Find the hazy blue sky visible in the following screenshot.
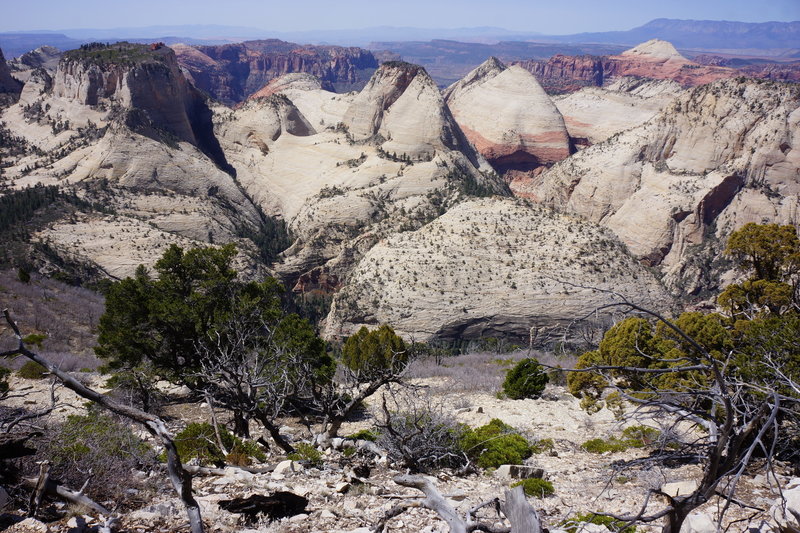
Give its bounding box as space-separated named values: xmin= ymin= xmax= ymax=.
xmin=3 ymin=0 xmax=798 ymax=33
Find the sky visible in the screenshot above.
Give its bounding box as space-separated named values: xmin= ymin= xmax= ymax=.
xmin=2 ymin=0 xmax=799 ymax=34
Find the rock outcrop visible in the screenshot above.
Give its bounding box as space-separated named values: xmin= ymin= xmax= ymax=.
xmin=517 ymin=39 xmax=738 ymax=93
xmin=693 ymin=55 xmax=800 ymax=83
xmin=7 ymin=46 xmax=62 ymax=82
xmin=444 ymin=58 xmax=572 ymax=175
xmin=0 ymin=43 xmax=267 ymax=280
xmin=324 ymin=197 xmax=670 ymax=342
xmin=217 ymin=69 xmax=503 ymax=290
xmin=518 ymin=78 xmax=800 ymax=294
xmin=342 ymin=61 xmax=484 ymax=162
xmin=52 ymin=42 xmax=231 ymax=171
xmin=174 ymin=40 xmax=379 ymax=106
xmin=554 ymin=77 xmax=684 ymax=146
xmin=0 ymin=47 xmax=23 ymax=105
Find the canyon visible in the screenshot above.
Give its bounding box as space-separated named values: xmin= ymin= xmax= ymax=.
xmin=0 ymin=38 xmax=798 ymax=344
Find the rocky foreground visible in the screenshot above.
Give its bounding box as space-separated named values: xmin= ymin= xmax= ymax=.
xmin=2 ymin=371 xmax=798 ymax=533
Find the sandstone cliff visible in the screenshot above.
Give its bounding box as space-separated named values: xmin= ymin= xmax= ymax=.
xmin=324 ymin=197 xmax=671 ymax=342
xmin=217 ymin=70 xmax=504 ymax=290
xmin=0 ymin=47 xmax=23 ymax=105
xmin=444 ymin=58 xmax=572 ymax=177
xmin=517 ymin=39 xmax=738 ymax=93
xmin=554 ymin=77 xmax=683 ymax=146
xmin=173 ymin=40 xmax=378 ymax=106
xmin=0 ymin=43 xmax=267 ymax=280
xmin=342 ymin=61 xmax=486 ymax=163
xmin=8 ymin=46 xmax=62 ymax=82
xmin=518 ymin=78 xmax=800 ymax=295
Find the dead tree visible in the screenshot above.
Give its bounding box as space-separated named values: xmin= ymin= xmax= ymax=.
xmin=561 ymin=295 xmax=800 ymax=533
xmin=374 ymin=475 xmax=541 ymax=533
xmin=1 ymin=309 xmax=205 ymax=533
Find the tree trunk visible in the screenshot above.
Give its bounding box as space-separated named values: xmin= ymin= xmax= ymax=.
xmin=2 ymin=309 xmax=205 ymax=533
xmin=233 ymin=410 xmax=250 ymax=439
xmin=255 ymin=412 xmax=294 ymax=453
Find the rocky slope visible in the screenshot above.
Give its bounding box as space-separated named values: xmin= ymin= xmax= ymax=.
xmin=341 ymin=61 xmax=487 ymax=162
xmin=444 ymin=58 xmax=572 ymax=178
xmin=217 ymin=66 xmax=503 ymax=290
xmin=7 ymin=45 xmax=62 ymax=82
xmin=173 ymin=40 xmax=379 ymax=106
xmin=517 ymin=78 xmax=800 ymax=294
xmin=0 ymin=42 xmax=266 ymax=279
xmin=553 ymin=77 xmax=684 ymax=146
xmin=517 ymin=39 xmax=738 ymax=94
xmin=325 ymin=197 xmax=670 ymax=342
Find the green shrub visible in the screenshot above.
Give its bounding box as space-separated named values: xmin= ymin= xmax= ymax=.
xmin=511 ymin=478 xmax=554 ymax=498
xmin=342 ymin=325 xmax=407 ymax=380
xmin=346 ymin=429 xmax=379 ymax=442
xmin=502 ymin=358 xmax=549 ymax=400
xmin=287 ymin=443 xmax=323 ymax=467
xmin=581 ymin=426 xmax=662 ymax=454
xmin=459 ymin=419 xmax=532 ymax=468
xmin=581 ymin=437 xmax=629 ymax=454
xmin=620 ymin=425 xmax=660 ymax=447
xmin=22 ymin=333 xmax=47 ymax=348
xmin=172 ymin=422 xmax=266 ymax=466
xmin=17 ymin=360 xmax=47 ymax=379
xmin=562 ymin=513 xmax=638 ymax=533
xmin=530 ymin=438 xmax=555 ymax=455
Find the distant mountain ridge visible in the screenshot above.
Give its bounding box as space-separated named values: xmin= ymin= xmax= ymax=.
xmin=547 ymin=19 xmax=800 ymax=51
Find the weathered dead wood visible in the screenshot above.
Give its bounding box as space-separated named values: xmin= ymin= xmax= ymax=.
xmin=22 ymin=476 xmax=111 ymax=516
xmin=27 ymin=461 xmax=50 ymax=518
xmin=375 ymin=474 xmax=531 ymax=533
xmin=184 ymin=464 xmax=275 ymax=476
xmin=501 ymin=486 xmax=542 ymax=533
xmin=2 ymin=308 xmax=204 ymax=533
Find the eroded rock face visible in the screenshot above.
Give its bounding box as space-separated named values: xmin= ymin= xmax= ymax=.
xmin=217 ymin=71 xmax=504 ymax=287
xmin=554 ymin=77 xmax=684 ymax=146
xmin=518 ymin=78 xmax=800 ymax=294
xmin=444 ymin=58 xmax=572 ymax=176
xmin=53 ymin=44 xmax=202 ymax=145
xmin=342 ymin=62 xmax=484 ymax=162
xmin=324 ymin=197 xmax=670 ymax=342
xmin=0 ymin=48 xmax=23 ymax=104
xmin=7 ymin=46 xmax=62 ymax=82
xmin=517 ymin=39 xmax=738 ymax=93
xmin=174 ymin=40 xmax=378 ymax=106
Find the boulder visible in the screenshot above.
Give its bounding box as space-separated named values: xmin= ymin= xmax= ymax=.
xmin=494 ymin=464 xmax=546 ymax=480
xmin=681 ymin=512 xmax=717 ymax=533
xmin=770 ymin=483 xmax=800 ymax=532
xmin=661 ymin=480 xmax=699 ymax=498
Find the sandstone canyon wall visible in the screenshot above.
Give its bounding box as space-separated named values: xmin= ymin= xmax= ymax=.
xmin=173 ymin=40 xmax=379 ymax=106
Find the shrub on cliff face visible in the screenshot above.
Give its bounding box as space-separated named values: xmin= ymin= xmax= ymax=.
xmin=502 ymin=358 xmax=549 ymax=399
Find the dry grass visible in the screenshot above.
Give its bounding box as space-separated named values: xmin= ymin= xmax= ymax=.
xmin=406 ymin=349 xmax=578 ymax=393
xmin=0 ymin=269 xmax=103 ymax=368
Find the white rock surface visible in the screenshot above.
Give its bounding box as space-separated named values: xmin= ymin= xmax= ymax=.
xmin=519 ymin=78 xmax=800 ymax=293
xmin=325 ymin=197 xmax=670 ymax=341
xmin=445 ymin=58 xmax=571 ymax=169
